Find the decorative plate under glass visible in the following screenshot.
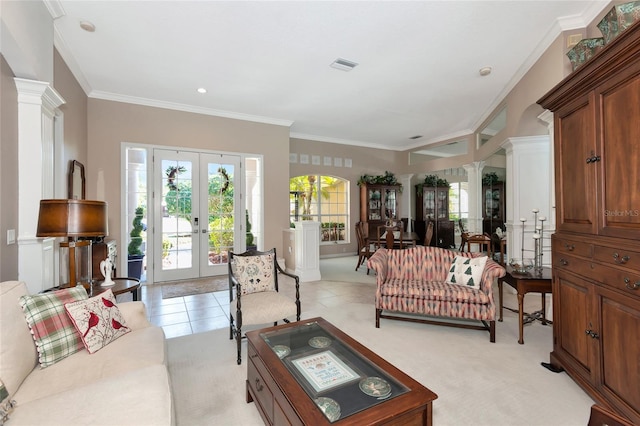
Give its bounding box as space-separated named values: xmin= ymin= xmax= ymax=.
xmin=359 ymin=377 xmax=392 ymax=399
xmin=308 ymin=336 xmax=332 ymax=349
xmin=272 ymin=345 xmax=291 ymax=359
xmin=567 ymin=37 xmax=605 ymax=71
xmin=598 ymin=1 xmax=640 ymax=44
xmin=314 ymin=397 xmax=341 ymax=422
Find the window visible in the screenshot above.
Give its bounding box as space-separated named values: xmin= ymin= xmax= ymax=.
xmin=289 ymin=175 xmax=349 ymax=244
xmin=449 ymin=182 xmax=469 ymax=234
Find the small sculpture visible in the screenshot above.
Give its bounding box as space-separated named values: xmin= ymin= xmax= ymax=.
xmin=100 ymin=258 xmax=115 ymax=286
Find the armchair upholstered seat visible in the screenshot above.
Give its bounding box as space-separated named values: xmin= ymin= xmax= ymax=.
xmin=368 ymin=246 xmax=505 ymax=342
xmin=228 ymin=248 xmax=300 ymax=364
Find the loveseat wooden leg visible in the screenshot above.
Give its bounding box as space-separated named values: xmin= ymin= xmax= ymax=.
xmin=489 ymin=320 xmax=496 ymax=343
xmin=375 ymin=308 xmax=381 ymax=328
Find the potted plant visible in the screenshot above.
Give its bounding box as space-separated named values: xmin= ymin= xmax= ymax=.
xmin=127 ymin=206 xmax=145 ymax=279
xmin=245 ymin=210 xmax=256 ymax=250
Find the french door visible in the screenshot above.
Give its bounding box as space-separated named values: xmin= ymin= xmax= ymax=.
xmin=153 ymin=149 xmax=241 ymax=282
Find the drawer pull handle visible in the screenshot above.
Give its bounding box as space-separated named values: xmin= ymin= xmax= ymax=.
xmin=564 ymin=244 xmax=575 ymax=251
xmin=559 ymin=258 xmax=568 ymax=266
xmin=613 ymin=253 xmax=630 ymax=264
xmin=585 ymin=329 xmax=600 ymax=339
xmin=624 ymin=278 xmax=640 ymax=290
xmin=255 ymin=378 xmax=264 ymax=392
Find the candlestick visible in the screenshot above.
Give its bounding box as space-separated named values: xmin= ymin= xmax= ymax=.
xmin=532 ymin=208 xmax=539 ymax=213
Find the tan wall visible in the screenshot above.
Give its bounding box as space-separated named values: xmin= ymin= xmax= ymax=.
xmin=54 ymin=49 xmax=88 ymax=169
xmin=0 ymin=55 xmax=19 ymax=280
xmin=86 ymin=99 xmax=291 ymax=262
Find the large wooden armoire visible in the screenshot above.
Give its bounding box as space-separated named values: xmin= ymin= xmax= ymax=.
xmin=538 ymin=22 xmax=640 ymax=424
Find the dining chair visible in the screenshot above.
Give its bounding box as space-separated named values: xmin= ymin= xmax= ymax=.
xmin=355 ymin=221 xmax=373 ymax=274
xmin=228 ymin=248 xmax=300 ymax=364
xmin=424 ymin=221 xmax=434 ymax=246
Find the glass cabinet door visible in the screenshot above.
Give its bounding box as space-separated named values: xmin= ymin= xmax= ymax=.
xmin=424 ymin=189 xmax=435 ymax=218
xmin=368 ymin=189 xmax=382 ymax=220
xmin=437 ymin=189 xmax=448 ymax=219
xmin=384 ymin=189 xmax=397 ymax=220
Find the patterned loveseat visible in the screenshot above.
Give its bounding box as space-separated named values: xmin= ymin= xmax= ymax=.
xmin=368 ymin=246 xmax=506 ymax=342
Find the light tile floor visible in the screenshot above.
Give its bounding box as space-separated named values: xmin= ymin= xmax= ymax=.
xmin=127 ymin=255 xmax=375 ymax=339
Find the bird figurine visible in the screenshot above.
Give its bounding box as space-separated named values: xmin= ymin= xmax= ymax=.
xmin=100 ymin=258 xmax=115 ymax=286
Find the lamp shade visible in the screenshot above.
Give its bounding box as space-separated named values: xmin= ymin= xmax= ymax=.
xmin=36 ymin=199 xmax=108 ymax=238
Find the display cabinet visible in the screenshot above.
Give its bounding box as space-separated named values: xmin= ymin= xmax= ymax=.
xmin=359 ymin=184 xmax=401 ymax=238
xmin=482 ymin=181 xmax=505 ymax=236
xmin=538 ymin=20 xmax=640 ymax=424
xmin=415 ymin=185 xmax=454 ymax=248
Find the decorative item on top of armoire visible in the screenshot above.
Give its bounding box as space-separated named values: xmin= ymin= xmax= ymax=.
xmin=537 ymin=19 xmax=640 ymax=424
xmin=597 ymin=1 xmax=640 ymax=44
xmin=127 ymin=206 xmax=145 ymax=280
xmin=415 ymin=175 xmax=454 ymax=248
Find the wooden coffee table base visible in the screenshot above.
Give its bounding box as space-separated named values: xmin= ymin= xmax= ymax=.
xmin=246 ymin=318 xmax=437 ymax=425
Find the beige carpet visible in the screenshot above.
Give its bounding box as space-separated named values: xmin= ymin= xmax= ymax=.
xmin=167 ymin=276 xmax=595 ymax=425
xmin=161 ymin=276 xmax=228 ymax=299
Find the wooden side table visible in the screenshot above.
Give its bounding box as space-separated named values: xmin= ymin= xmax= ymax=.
xmin=499 ymin=266 xmax=552 ymax=344
xmin=92 ymin=278 xmax=141 ymax=301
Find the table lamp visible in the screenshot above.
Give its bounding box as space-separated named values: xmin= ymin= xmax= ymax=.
xmin=36 ymin=199 xmax=108 ymax=288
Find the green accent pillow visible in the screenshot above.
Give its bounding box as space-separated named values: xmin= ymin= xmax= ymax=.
xmin=19 ymin=286 xmax=88 ymax=367
xmin=445 ymin=256 xmax=488 ymax=289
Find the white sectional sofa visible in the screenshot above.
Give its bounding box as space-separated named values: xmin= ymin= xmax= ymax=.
xmin=0 ymin=281 xmax=173 ymax=425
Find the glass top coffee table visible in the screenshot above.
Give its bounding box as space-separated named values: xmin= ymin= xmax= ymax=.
xmin=246 ymin=317 xmax=437 ymax=425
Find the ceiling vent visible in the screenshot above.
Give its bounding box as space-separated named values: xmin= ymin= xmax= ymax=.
xmin=330 ymin=58 xmax=358 ymax=71
xmin=409 ymin=135 xmax=423 ymax=140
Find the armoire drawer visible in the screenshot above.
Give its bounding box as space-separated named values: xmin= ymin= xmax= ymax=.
xmin=593 ymin=245 xmax=640 ymax=271
xmin=592 ymin=262 xmax=640 ymax=296
xmin=553 ymin=253 xmax=594 ymax=277
xmin=552 ymin=238 xmax=593 ymax=258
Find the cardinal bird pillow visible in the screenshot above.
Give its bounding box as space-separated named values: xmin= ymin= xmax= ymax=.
xmin=65 ymin=289 xmax=131 ymax=354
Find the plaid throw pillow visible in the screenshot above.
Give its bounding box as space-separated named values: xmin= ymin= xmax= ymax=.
xmin=445 ymin=256 xmax=488 ymax=289
xmin=65 ymin=289 xmax=130 ymax=354
xmin=19 ymin=286 xmax=88 ymax=367
xmin=234 ymin=253 xmax=276 ymax=295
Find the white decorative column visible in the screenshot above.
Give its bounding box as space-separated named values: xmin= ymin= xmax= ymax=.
xmin=538 ymin=110 xmax=556 ymax=318
xmin=294 ymin=221 xmax=321 ymax=282
xmin=15 ymin=78 xmax=65 ymax=294
xmin=502 ymin=135 xmax=552 ymax=266
xmin=463 ymin=161 xmax=485 ymax=233
xmin=398 ymin=174 xmax=414 ymax=230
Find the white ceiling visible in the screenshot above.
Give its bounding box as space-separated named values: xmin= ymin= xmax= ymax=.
xmin=50 ymin=1 xmax=608 ymax=151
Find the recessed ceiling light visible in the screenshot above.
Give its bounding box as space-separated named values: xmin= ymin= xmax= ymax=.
xmin=197 ymin=88 xmax=207 ymax=94
xmin=330 ymin=58 xmax=358 ymax=71
xmin=79 ymin=21 xmax=95 ymax=32
xmin=479 ymin=66 xmax=492 ymax=76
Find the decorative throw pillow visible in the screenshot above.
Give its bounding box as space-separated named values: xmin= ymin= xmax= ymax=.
xmin=19 ymin=286 xmax=88 ymax=368
xmin=233 ymin=253 xmax=276 ymax=295
xmin=65 ymin=289 xmax=130 ymax=354
xmin=445 ymin=256 xmax=488 ymax=289
xmin=0 ymin=378 xmax=16 ymax=422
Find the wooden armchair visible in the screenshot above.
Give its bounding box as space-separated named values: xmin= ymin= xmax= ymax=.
xmin=228 ymin=248 xmax=300 ymax=364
